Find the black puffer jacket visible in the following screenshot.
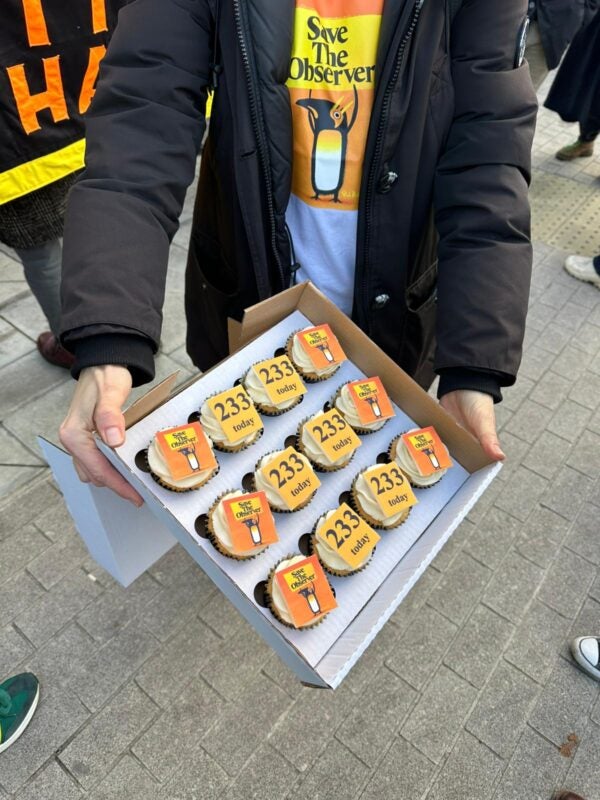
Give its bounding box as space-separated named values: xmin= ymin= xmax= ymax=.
xmin=61 ymin=0 xmax=537 ymax=399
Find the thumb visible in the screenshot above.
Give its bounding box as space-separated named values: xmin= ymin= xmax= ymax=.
xmin=94 ymin=373 xmax=132 ymax=448
xmin=473 ymin=402 xmax=505 ymax=462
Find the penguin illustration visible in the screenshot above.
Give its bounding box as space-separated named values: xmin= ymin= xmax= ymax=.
xmin=296 ymin=86 xmax=359 ymax=203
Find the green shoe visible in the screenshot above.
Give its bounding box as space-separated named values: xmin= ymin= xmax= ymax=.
xmin=555 ymin=138 xmax=595 ymax=161
xmin=0 ymin=673 xmax=40 ymax=754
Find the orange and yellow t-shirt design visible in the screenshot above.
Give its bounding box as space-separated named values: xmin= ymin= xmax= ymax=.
xmin=287 ymin=0 xmax=384 ymax=210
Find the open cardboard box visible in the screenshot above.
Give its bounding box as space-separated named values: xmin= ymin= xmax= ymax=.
xmin=40 ymin=282 xmax=501 ymax=688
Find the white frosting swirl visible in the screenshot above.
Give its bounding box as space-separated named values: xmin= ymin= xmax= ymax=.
xmin=314 ymin=510 xmax=371 ymax=572
xmin=254 ymin=450 xmax=313 ymax=511
xmin=291 ymin=330 xmax=339 ymax=377
xmin=335 ymin=384 xmax=387 ymax=431
xmin=211 ymin=491 xmax=268 ymax=557
xmin=391 ymin=429 xmax=449 ymax=487
xmin=270 ymin=555 xmax=316 ymax=627
xmin=355 ymin=466 xmax=409 ymax=526
xmin=243 ymin=368 xmax=298 ymax=410
xmin=199 ymin=399 xmax=260 ymax=447
xmin=147 ymin=437 xmax=216 ymax=489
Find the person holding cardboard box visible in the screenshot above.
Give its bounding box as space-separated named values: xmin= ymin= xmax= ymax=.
xmin=58 ymin=0 xmax=537 ymax=504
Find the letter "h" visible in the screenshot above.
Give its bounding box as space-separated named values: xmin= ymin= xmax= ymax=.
xmin=7 ymin=57 xmax=69 ymax=134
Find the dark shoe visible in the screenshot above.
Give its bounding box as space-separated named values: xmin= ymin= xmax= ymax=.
xmin=555 ymin=139 xmax=594 ymax=161
xmin=552 ymin=792 xmax=588 ymax=800
xmin=0 ymin=673 xmax=40 ymax=753
xmin=36 ymin=332 xmax=75 ymax=369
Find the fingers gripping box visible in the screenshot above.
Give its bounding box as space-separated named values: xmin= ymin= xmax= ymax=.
xmin=41 ymin=282 xmax=501 ymax=688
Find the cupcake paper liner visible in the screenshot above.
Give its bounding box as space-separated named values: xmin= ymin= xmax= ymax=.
xmin=264 ymin=555 xmax=326 ymax=630
xmin=205 ymin=489 xmax=260 ymax=561
xmin=285 ymin=331 xmax=340 ymax=383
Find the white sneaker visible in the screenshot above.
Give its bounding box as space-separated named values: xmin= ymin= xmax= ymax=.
xmin=564 ymin=255 xmax=600 ymax=288
xmin=571 ymin=636 xmax=600 ymax=681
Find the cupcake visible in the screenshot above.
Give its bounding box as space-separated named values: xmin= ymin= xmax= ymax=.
xmin=266 ymin=554 xmax=337 ymax=629
xmin=207 ymin=489 xmax=279 ymax=559
xmin=333 ymin=377 xmax=395 ymax=434
xmin=199 ymin=386 xmax=263 ymax=452
xmin=253 ymin=446 xmax=321 ymax=512
xmin=242 ymin=355 xmax=306 ymax=415
xmin=285 ymin=324 xmax=346 ymax=382
xmin=147 ymin=422 xmax=218 ymax=492
xmin=389 ymin=426 xmax=452 ymax=488
xmin=351 ymin=463 xmax=417 ymax=529
xmin=296 ymin=408 xmax=361 ymax=472
xmin=311 ymin=504 xmax=379 ymax=576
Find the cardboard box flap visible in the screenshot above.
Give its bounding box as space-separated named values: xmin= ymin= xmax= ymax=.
xmin=124 ymin=372 xmax=179 ymax=429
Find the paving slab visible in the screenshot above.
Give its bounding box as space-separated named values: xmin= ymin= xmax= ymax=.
xmin=426 ymin=731 xmax=503 ymax=800
xmin=14 ymin=759 xmax=83 ymax=800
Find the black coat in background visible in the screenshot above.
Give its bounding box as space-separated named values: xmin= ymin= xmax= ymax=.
xmin=545 ymin=9 xmax=600 ymax=129
xmin=536 ymin=0 xmax=598 ymax=68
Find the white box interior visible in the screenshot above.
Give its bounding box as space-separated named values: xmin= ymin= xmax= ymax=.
xmin=108 ymin=310 xmax=475 ymax=669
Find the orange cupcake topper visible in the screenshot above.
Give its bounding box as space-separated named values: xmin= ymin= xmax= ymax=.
xmin=223 ymin=492 xmax=279 ymax=551
xmin=206 ymin=386 xmax=263 ymax=444
xmin=297 ymin=324 xmax=347 ymax=370
xmin=155 ymin=422 xmax=217 ymax=481
xmin=304 ymin=408 xmax=362 ymax=463
xmin=401 ymin=426 xmax=452 ymax=476
xmin=347 ymin=377 xmax=395 ymax=425
xmin=275 ymin=555 xmax=337 ymax=627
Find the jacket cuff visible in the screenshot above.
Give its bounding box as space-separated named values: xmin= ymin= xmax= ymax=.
xmin=437 ymin=368 xmax=503 ymax=404
xmin=71 ymin=334 xmax=155 ymax=387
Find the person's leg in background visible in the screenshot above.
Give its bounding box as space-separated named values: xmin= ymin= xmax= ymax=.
xmin=13 ymin=238 xmax=74 ymax=369
xmin=556 ymin=118 xmax=598 ymax=160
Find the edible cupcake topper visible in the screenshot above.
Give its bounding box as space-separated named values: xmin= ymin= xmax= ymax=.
xmin=366 ymin=463 xmax=418 ymax=518
xmin=222 ymin=491 xmax=279 ymax=551
xmin=251 ymin=355 xmax=306 ymax=405
xmin=205 ymin=386 xmax=263 ymax=446
xmin=298 ymin=324 xmax=347 ymax=369
xmin=274 ymin=555 xmax=337 ymax=627
xmin=260 ymin=446 xmax=321 ymax=511
xmin=401 ymin=426 xmax=453 ymax=476
xmin=347 ymin=377 xmax=395 ymax=425
xmin=315 ymin=503 xmax=380 ymax=570
xmin=155 ymin=422 xmax=217 ymax=481
xmin=303 ymin=408 xmax=361 ymax=464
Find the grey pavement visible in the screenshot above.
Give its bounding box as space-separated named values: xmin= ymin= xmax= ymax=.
xmin=1 ymin=74 xmax=600 ymax=799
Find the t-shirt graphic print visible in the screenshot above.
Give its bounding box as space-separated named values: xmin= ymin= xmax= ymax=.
xmin=285 ymin=0 xmax=383 ymax=313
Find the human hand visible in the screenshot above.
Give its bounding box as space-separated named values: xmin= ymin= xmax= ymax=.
xmin=59 ymin=365 xmax=144 ymax=506
xmin=439 ymin=389 xmax=505 ymax=462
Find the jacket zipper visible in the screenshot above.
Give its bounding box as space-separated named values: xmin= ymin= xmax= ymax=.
xmin=232 ymin=0 xmax=286 ymax=293
xmin=358 ymin=0 xmax=424 ymax=326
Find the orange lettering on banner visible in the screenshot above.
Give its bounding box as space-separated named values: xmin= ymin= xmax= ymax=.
xmin=90 ymin=0 xmax=108 ymax=33
xmin=79 ymin=45 xmax=106 ymax=113
xmin=21 ymin=0 xmax=51 ymax=46
xmin=7 ymin=56 xmax=69 ymax=135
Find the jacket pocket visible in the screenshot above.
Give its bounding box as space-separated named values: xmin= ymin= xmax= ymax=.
xmin=400 ymin=259 xmax=438 ymax=388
